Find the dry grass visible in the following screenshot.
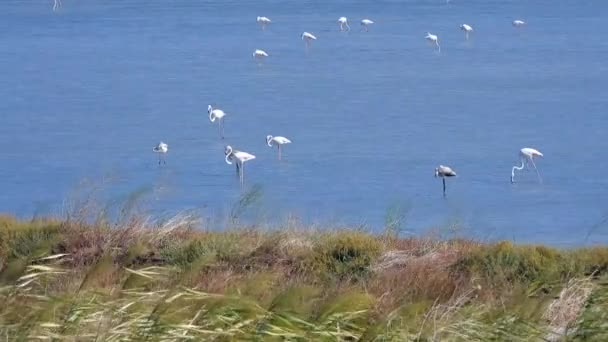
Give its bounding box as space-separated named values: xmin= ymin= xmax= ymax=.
xmin=0 ymin=213 xmax=607 ymax=340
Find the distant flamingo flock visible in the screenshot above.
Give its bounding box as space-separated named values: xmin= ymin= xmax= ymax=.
xmin=51 ymin=3 xmax=539 ymax=194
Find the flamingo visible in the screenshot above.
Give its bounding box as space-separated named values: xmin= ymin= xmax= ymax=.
xmin=511 ymin=148 xmax=543 ymax=183
xmin=360 ymin=19 xmax=374 ymax=32
xmin=252 ymin=49 xmax=269 ymax=63
xmin=257 ymin=16 xmax=271 ymax=30
xmin=208 ymin=105 xmax=227 ymax=139
xmin=302 ymin=32 xmax=317 ymax=49
xmin=338 ymin=17 xmax=350 ymax=31
xmin=512 ymin=20 xmax=526 ymax=27
xmin=225 ymin=145 xmax=256 ymax=186
xmin=460 ymin=24 xmax=473 ymax=40
xmin=425 ymin=32 xmax=441 ymax=52
xmin=266 ymin=135 xmax=291 ymax=160
xmin=435 ymin=165 xmax=456 ymax=196
xmin=52 ymin=0 xmax=61 ymax=12
xmin=152 ymin=142 xmax=168 ymax=165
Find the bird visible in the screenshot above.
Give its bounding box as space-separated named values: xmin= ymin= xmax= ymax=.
xmin=512 ymin=20 xmax=526 ymax=27
xmin=152 ymin=142 xmax=168 ymax=165
xmin=435 ymin=165 xmax=457 ymax=196
xmin=266 ymin=135 xmax=292 ymax=160
xmin=360 ymin=19 xmax=374 ymax=32
xmin=52 ymin=0 xmax=61 ymax=12
xmin=225 ymin=145 xmax=256 ymax=186
xmin=208 ymin=105 xmax=227 ymax=139
xmin=425 ymin=32 xmax=441 ymax=52
xmin=338 ymin=17 xmax=350 ymax=32
xmin=252 ymin=49 xmax=269 ymax=63
xmin=257 ymin=16 xmax=271 ymax=30
xmin=460 ymin=24 xmax=473 ymax=40
xmin=302 ymin=32 xmax=317 ymax=49
xmin=511 ymin=148 xmax=543 ymax=183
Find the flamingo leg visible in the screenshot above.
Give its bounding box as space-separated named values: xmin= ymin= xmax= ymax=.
xmin=240 ymin=163 xmax=245 ymax=186
xmin=158 ymin=153 xmax=161 ymax=165
xmin=530 ymin=158 xmax=543 ymax=183
xmin=442 ymin=178 xmax=446 ymax=197
xmin=278 ymin=145 xmax=282 ymax=160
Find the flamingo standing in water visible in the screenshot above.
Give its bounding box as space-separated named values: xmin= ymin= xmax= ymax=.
xmin=435 ymin=165 xmax=457 ymax=196
xmin=153 ymin=142 xmax=168 ymax=165
xmin=257 ymin=16 xmax=271 ymax=30
xmin=253 ymin=49 xmax=269 ymax=64
xmin=511 ymin=148 xmax=543 ymax=183
xmin=512 ymin=20 xmax=526 ymax=27
xmin=302 ymin=32 xmax=317 ymax=49
xmin=360 ymin=19 xmax=374 ymax=32
xmin=208 ymin=105 xmax=227 ymax=139
xmin=338 ymin=17 xmax=350 ymax=31
xmin=425 ymin=32 xmax=441 ymax=52
xmin=266 ymin=135 xmax=291 ymax=160
xmin=225 ymin=145 xmax=256 ymax=186
xmin=460 ymin=24 xmax=473 ymax=40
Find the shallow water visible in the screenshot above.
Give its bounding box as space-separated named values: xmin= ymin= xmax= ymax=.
xmin=1 ymin=0 xmax=607 ymax=245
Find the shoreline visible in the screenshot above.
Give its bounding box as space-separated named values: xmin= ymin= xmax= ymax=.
xmin=1 ymin=214 xmax=607 ymax=340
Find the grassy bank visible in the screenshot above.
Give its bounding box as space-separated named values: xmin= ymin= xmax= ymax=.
xmin=0 ymin=214 xmax=607 ymax=341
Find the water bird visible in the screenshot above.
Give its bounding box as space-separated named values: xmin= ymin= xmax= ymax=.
xmin=435 ymin=165 xmax=456 ymax=196
xmin=266 ymin=135 xmax=292 ymax=160
xmin=511 ymin=148 xmax=543 ymax=183
xmin=338 ymin=17 xmax=350 ymax=31
xmin=152 ymin=142 xmax=168 ymax=165
xmin=257 ymin=16 xmax=271 ymax=30
xmin=52 ymin=0 xmax=61 ymax=12
xmin=360 ymin=19 xmax=374 ymax=32
xmin=208 ymin=105 xmax=227 ymax=139
xmin=425 ymin=32 xmax=441 ymax=52
xmin=512 ymin=20 xmax=526 ymax=27
xmin=460 ymin=24 xmax=473 ymax=40
xmin=302 ymin=32 xmax=317 ymax=48
xmin=253 ymin=49 xmax=269 ymax=63
xmin=225 ymin=145 xmax=256 ymax=186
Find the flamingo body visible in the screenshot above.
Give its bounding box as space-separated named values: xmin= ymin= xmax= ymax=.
xmin=460 ymin=24 xmax=473 ymax=40
xmin=435 ymin=165 xmax=456 ymax=196
xmin=425 ymin=32 xmax=441 ymax=52
xmin=253 ymin=49 xmax=269 ymax=59
xmin=266 ymin=135 xmax=292 ymax=160
xmin=153 ymin=142 xmax=168 ymax=165
xmin=208 ymin=105 xmax=227 ymax=138
xmin=511 ymin=147 xmax=543 ymax=183
xmin=512 ymin=20 xmax=526 ymax=27
xmin=360 ymin=19 xmax=374 ymax=31
xmin=225 ymin=145 xmax=256 ymax=185
xmin=257 ymin=16 xmax=271 ymax=30
xmin=338 ymin=17 xmax=350 ymax=31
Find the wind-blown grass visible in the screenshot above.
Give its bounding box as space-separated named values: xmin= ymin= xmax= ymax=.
xmin=0 ymin=213 xmax=607 ymax=341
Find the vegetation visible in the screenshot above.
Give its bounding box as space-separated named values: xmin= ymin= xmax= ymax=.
xmin=0 ymin=212 xmax=607 ymax=341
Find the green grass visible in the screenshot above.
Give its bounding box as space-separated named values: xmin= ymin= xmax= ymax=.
xmin=0 ymin=214 xmax=607 ymax=341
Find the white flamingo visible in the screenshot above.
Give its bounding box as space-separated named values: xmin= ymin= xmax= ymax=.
xmin=266 ymin=135 xmax=292 ymax=160
xmin=360 ymin=19 xmax=374 ymax=32
xmin=52 ymin=0 xmax=61 ymax=12
xmin=425 ymin=32 xmax=441 ymax=52
xmin=252 ymin=49 xmax=269 ymax=63
xmin=511 ymin=148 xmax=543 ymax=183
xmin=208 ymin=105 xmax=227 ymax=139
xmin=338 ymin=17 xmax=350 ymax=31
xmin=435 ymin=165 xmax=456 ymax=196
xmin=460 ymin=24 xmax=473 ymax=40
xmin=152 ymin=142 xmax=168 ymax=165
xmin=257 ymin=16 xmax=271 ymax=30
xmin=512 ymin=20 xmax=526 ymax=27
xmin=302 ymin=32 xmax=317 ymax=49
xmin=225 ymin=145 xmax=256 ymax=186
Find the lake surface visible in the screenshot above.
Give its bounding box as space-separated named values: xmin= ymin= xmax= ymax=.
xmin=1 ymin=0 xmax=607 ymax=245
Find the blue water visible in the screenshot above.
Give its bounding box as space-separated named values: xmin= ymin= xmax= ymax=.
xmin=1 ymin=0 xmax=607 ymax=245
